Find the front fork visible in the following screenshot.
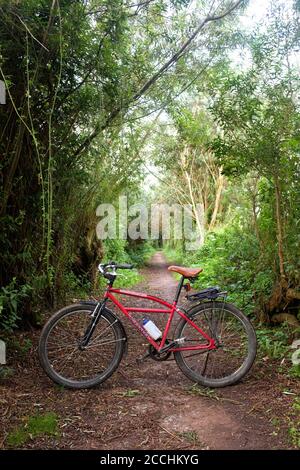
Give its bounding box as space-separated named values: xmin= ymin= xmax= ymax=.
xmin=79 ymin=298 xmax=107 ymax=349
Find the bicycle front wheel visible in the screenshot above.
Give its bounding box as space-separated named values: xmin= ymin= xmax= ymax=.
xmin=173 ymin=302 xmax=256 ymax=388
xmin=38 ymin=304 xmax=126 ymax=389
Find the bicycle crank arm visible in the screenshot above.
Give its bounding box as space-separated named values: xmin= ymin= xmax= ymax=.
xmin=158 ymin=337 xmax=185 ymax=354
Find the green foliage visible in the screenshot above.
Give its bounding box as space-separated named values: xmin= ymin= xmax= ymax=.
xmin=96 ymin=238 xmax=148 ymax=290
xmin=188 ymin=3 xmax=300 ymax=330
xmin=7 ymin=336 xmax=33 ymax=358
xmin=187 ymin=384 xmax=217 ymax=399
xmin=0 ymin=0 xmax=258 ymax=329
xmin=108 ymin=269 xmax=142 ymax=289
xmin=165 ymin=223 xmax=274 ymax=316
xmin=6 ymin=412 xmax=59 ymax=448
xmin=0 ymin=0 xmax=299 ymax=341
xmin=0 ymin=366 xmax=14 ymax=379
xmin=287 ymin=397 xmax=300 ymax=449
xmin=98 ymin=266 xmax=142 ymax=290
xmin=163 ymin=245 xmax=185 ymax=265
xmin=289 ymin=423 xmax=300 ymax=449
xmin=256 ymin=327 xmax=289 ymax=360
xmin=2 ymin=0 xmax=217 ymax=325
xmin=102 ymin=239 xmax=131 ymax=264
xmin=122 ymin=389 xmax=140 ymax=398
xmin=180 ymin=430 xmax=199 ymax=445
xmin=60 ymin=272 xmax=91 ymax=301
xmin=289 ymin=364 xmax=300 ymax=379
xmin=293 ymin=398 xmax=300 ymax=412
xmin=162 ymin=3 xmax=300 ymax=328
xmin=0 ymin=279 xmax=32 ymax=331
xmin=126 ymin=242 xmax=156 ymax=267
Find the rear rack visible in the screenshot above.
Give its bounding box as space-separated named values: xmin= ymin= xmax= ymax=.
xmin=186 ymin=286 xmax=227 ymax=301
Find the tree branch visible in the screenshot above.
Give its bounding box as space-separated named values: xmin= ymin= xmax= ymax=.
xmin=127 ymin=59 xmax=212 ymax=123
xmin=11 ymin=12 xmax=49 ymax=51
xmin=60 ymin=31 xmax=109 ymax=103
xmin=72 ymin=0 xmax=245 ymax=160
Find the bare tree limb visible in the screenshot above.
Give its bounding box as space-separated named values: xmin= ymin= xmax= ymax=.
xmin=10 ymin=12 xmax=49 ymax=51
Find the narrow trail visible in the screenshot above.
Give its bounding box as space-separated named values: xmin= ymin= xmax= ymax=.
xmin=0 ymin=252 xmax=293 ymax=450
xmin=146 ymin=251 xmax=178 ymax=299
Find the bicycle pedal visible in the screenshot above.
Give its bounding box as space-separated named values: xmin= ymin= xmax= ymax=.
xmin=136 ymin=352 xmax=151 ymax=364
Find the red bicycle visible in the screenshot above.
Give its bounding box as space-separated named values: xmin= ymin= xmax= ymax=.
xmin=39 ymin=262 xmax=257 ymax=389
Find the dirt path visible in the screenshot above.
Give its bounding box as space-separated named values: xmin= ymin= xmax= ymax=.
xmin=0 ymin=252 xmax=297 ymax=450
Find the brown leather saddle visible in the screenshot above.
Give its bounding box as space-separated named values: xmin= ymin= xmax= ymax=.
xmin=168 ymin=265 xmax=203 ymax=278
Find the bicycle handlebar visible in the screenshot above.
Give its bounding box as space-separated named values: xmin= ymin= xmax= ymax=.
xmin=115 ymin=263 xmax=134 ymax=270
xmin=98 ymin=262 xmax=134 ymax=276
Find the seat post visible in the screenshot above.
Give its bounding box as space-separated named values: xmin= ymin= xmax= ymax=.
xmin=174 ymin=276 xmax=185 ymax=304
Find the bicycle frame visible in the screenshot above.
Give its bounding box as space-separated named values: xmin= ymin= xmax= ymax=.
xmin=104 ymin=287 xmax=216 ymax=353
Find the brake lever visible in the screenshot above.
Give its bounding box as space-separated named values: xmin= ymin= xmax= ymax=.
xmin=98 ymin=264 xmax=104 ymax=274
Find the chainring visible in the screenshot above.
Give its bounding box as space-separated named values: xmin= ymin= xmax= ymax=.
xmin=148 ymin=341 xmax=172 ymax=361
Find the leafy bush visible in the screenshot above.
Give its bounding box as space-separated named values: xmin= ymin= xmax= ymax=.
xmin=256 ymin=327 xmax=289 ymax=359
xmin=126 ymin=241 xmax=156 ymax=266
xmin=0 ymin=279 xmax=32 ymax=331
xmin=96 ymin=239 xmax=154 ymax=290
xmin=163 ymin=245 xmax=185 ymax=265
xmin=164 ymin=224 xmax=275 ymax=318
xmin=102 ymin=239 xmax=155 ymax=266
xmin=102 ymin=239 xmax=130 ymax=264
xmin=7 ymin=337 xmax=33 ymax=358
xmin=289 ymin=364 xmax=300 ymax=379
xmin=289 ymin=424 xmax=300 ymax=449
xmin=60 ymin=271 xmax=91 ymax=301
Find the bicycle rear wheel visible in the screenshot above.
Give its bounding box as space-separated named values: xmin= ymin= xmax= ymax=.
xmin=173 ymin=301 xmax=256 ymax=388
xmin=38 ymin=304 xmax=126 ymax=389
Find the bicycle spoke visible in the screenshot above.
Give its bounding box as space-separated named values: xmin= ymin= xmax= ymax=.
xmin=41 ymin=308 xmax=124 ymax=385
xmin=179 ymin=350 xmax=210 ymax=359
xmin=201 ymin=352 xmax=210 ymax=376
xmin=55 ymin=347 xmax=79 ymax=375
xmin=176 ymin=305 xmax=252 ymax=383
xmin=47 ymin=343 xmax=77 ymax=353
xmin=85 ymin=337 xmax=125 ymax=349
xmin=87 ymin=319 xmax=118 ymax=345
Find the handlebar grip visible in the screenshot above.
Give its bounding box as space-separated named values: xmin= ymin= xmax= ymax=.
xmin=117 ymin=264 xmax=133 ymax=269
xmin=101 ymin=261 xmax=116 ymax=268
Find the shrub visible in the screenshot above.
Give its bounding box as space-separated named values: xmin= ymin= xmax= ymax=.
xmin=165 ymin=224 xmax=275 ymax=317
xmin=0 ymin=278 xmax=32 ymax=332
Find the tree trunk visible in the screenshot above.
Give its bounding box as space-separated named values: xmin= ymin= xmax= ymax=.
xmin=0 ymin=123 xmax=25 ymax=217
xmin=249 ymin=178 xmax=263 ymax=250
xmin=209 ymin=168 xmax=224 ymax=230
xmin=181 ymin=147 xmax=205 ymax=245
xmin=273 ymin=172 xmax=286 ymax=282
